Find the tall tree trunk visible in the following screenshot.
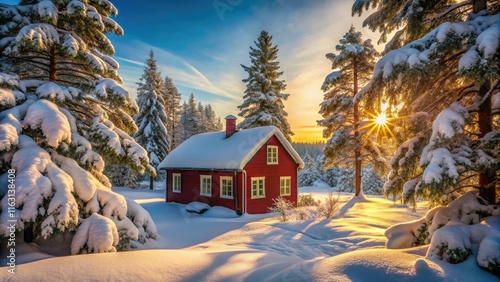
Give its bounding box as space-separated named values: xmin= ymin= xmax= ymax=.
xmin=49 ymin=44 xmax=56 ymax=82
xmin=150 ymin=175 xmax=154 ymax=190
xmin=472 ymin=0 xmax=486 ymax=12
xmin=353 ymin=60 xmax=362 ymax=196
xmin=23 ymin=223 xmax=33 ymax=243
xmin=477 ymin=81 xmax=496 ymax=203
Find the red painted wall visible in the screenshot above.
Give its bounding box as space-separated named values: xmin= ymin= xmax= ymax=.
xmin=165 ymin=170 xmax=243 ymax=214
xmin=243 ymin=136 xmax=299 ymax=214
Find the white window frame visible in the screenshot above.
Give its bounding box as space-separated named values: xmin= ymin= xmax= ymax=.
xmin=200 ymin=175 xmax=212 ymax=197
xmin=220 ymin=176 xmax=233 ymax=199
xmin=172 ymin=173 xmax=182 ymax=193
xmin=251 ymin=177 xmax=266 ymax=199
xmin=267 ymin=146 xmax=278 ymax=164
xmin=280 ymin=176 xmax=291 ymax=196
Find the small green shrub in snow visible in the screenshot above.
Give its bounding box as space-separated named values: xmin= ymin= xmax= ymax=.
xmin=298 ymin=194 xmax=319 ymax=207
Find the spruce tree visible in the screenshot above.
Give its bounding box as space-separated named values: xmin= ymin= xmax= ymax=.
xmin=180 ymin=93 xmax=200 ymax=140
xmin=162 ymin=76 xmax=183 ymax=149
xmin=298 ymin=152 xmax=322 ymax=187
xmin=0 ymin=0 xmax=156 ymax=252
xmin=354 ymin=0 xmax=499 ymax=205
xmin=134 ymin=50 xmax=170 ymax=185
xmin=318 ymin=26 xmax=386 ymax=196
xmin=238 ymin=30 xmax=294 ymax=141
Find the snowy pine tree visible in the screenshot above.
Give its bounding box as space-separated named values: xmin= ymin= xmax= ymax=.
xmin=179 ymin=93 xmax=222 ymax=142
xmin=237 ymin=31 xmax=294 ymax=141
xmin=361 ymin=165 xmax=384 ymax=195
xmin=318 ymin=26 xmax=386 ymax=196
xmin=180 ymin=94 xmax=200 ymax=141
xmin=0 ymin=0 xmax=156 ymax=252
xmin=197 ymin=102 xmax=207 ymax=133
xmin=298 ymin=152 xmax=322 ymax=187
xmin=204 ymin=104 xmax=222 ymax=132
xmin=134 ymin=50 xmax=170 ymax=182
xmin=162 ymin=76 xmax=183 ymax=149
xmin=354 ymin=0 xmax=499 ymax=206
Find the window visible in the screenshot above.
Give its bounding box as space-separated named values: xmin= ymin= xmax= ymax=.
xmin=172 ymin=173 xmax=181 ymax=193
xmin=267 ymin=146 xmax=278 ymax=164
xmin=200 ymin=175 xmax=212 ymax=196
xmin=280 ymin=177 xmax=291 ymax=196
xmin=220 ymin=176 xmax=233 ymax=199
xmin=251 ymin=177 xmax=265 ymax=199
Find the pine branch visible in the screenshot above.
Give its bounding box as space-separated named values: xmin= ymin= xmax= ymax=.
xmin=423 ymin=1 xmax=473 ymax=23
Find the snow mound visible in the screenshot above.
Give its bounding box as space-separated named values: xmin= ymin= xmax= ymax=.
xmin=202 ymin=206 xmax=239 ymax=218
xmin=186 ymin=202 xmax=211 ymax=214
xmin=310 ymin=247 xmax=498 ymax=281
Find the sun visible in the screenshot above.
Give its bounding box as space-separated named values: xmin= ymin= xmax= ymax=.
xmin=375 ymin=113 xmax=387 ymax=126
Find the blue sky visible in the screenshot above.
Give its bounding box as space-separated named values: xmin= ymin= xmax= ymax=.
xmin=6 ymin=0 xmax=384 ymax=141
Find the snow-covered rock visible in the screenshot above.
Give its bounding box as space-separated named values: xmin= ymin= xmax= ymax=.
xmin=186 ymin=202 xmax=211 ymax=214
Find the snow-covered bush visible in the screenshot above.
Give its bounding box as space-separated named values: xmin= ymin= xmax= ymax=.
xmin=317 ymin=192 xmax=340 ymax=219
xmin=0 ymin=0 xmax=157 ymax=253
xmin=268 ymin=197 xmax=294 ymax=222
xmin=298 ymin=194 xmax=319 ymax=207
xmin=71 ymin=213 xmax=119 ymax=255
xmin=385 ymin=192 xmax=499 ymax=274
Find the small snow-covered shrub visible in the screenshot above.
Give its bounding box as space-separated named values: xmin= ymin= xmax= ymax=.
xmin=294 ymin=207 xmax=311 ymax=220
xmin=428 ymin=225 xmax=472 ymax=264
xmin=298 ymin=194 xmax=319 ymax=207
xmin=268 ymin=197 xmax=294 ymax=222
xmin=317 ymin=192 xmax=340 ymax=219
xmin=477 ymin=230 xmax=500 ymax=275
xmin=186 ymin=202 xmax=211 ymax=214
xmin=71 ymin=213 xmax=119 ymax=255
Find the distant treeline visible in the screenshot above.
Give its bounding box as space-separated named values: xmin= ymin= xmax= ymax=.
xmin=292 ymin=142 xmax=325 ymax=159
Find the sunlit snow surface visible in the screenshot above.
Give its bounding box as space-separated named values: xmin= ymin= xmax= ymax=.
xmin=1 ymin=183 xmax=497 ymax=281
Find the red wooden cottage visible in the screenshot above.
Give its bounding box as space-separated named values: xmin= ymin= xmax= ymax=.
xmin=158 ymin=115 xmax=304 ymax=214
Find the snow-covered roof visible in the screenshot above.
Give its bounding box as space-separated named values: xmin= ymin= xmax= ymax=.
xmin=159 ymin=126 xmax=304 ymax=170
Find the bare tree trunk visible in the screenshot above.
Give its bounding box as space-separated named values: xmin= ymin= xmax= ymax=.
xmin=49 ymin=44 xmax=56 ymax=82
xmin=353 ymin=60 xmax=362 ymax=196
xmin=150 ymin=175 xmax=153 ymax=190
xmin=477 ymin=81 xmax=496 ymax=203
xmin=471 ymin=1 xmax=496 ymax=203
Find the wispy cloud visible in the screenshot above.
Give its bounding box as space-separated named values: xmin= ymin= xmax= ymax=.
xmin=115 ymin=40 xmax=241 ymax=102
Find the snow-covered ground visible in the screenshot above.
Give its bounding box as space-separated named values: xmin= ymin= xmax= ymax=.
xmin=1 ymin=183 xmax=497 ymax=281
